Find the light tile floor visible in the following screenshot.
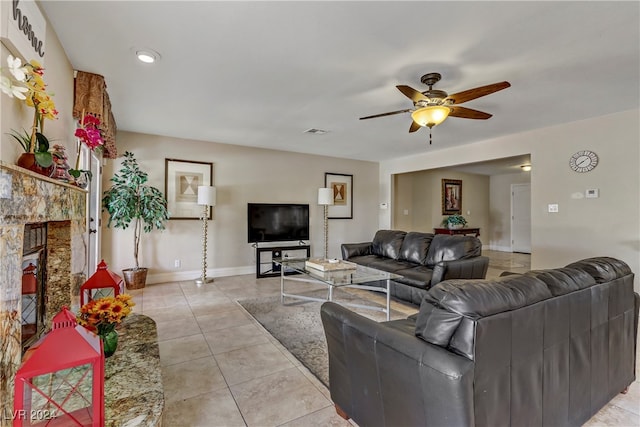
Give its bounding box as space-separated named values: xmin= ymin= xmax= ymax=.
xmin=126 ymin=250 xmax=639 ymax=426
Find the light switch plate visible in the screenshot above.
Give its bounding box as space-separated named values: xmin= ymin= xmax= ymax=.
xmin=548 ymin=204 xmax=559 ymax=213
xmin=585 ymin=189 xmax=599 ymax=198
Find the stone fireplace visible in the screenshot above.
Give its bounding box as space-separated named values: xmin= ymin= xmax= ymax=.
xmin=0 ymin=162 xmax=87 ymax=425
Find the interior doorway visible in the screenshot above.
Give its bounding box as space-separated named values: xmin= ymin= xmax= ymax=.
xmin=511 ymin=183 xmax=531 ymax=253
xmin=87 ymin=150 xmax=103 ymax=273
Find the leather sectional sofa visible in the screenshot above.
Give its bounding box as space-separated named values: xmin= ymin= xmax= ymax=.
xmin=321 ymin=257 xmax=639 ymax=427
xmin=341 ymin=229 xmax=489 ymax=305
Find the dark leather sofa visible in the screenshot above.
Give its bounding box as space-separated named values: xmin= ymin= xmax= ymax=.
xmin=341 ymin=230 xmax=489 ymax=305
xmin=321 ymin=257 xmax=639 ymax=427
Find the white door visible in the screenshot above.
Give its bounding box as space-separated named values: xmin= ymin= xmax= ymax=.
xmin=87 ymin=150 xmax=103 ymax=273
xmin=511 ymin=184 xmax=531 ymax=253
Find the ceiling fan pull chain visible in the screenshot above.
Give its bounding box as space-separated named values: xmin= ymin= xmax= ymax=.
xmin=429 ymin=129 xmax=432 ymax=145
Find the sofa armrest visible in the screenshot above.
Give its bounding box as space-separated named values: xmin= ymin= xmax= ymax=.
xmin=431 ymin=256 xmax=490 ymax=287
xmin=341 ymin=242 xmax=372 ymax=260
xmin=320 ymin=301 xmax=474 ymax=427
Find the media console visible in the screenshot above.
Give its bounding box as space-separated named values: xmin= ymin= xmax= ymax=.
xmin=255 ymin=244 xmax=310 ymax=278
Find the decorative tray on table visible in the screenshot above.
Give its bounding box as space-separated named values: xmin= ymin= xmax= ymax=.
xmin=305 ymin=258 xmax=357 ymax=272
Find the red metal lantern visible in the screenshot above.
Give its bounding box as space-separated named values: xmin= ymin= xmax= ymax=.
xmin=13 ymin=307 xmax=104 ymax=427
xmin=80 ymin=260 xmax=124 ymax=306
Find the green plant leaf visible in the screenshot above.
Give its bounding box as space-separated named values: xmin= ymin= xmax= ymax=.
xmin=34 ymin=152 xmax=53 ymax=168
xmin=35 ymin=132 xmax=49 ymax=152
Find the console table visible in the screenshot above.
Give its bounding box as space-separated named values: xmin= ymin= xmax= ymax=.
xmin=434 ymin=227 xmax=480 ymax=237
xmin=104 ymin=313 xmax=163 ymax=426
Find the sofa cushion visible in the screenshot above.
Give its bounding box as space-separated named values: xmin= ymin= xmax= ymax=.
xmin=425 ymin=234 xmax=482 ymax=267
xmin=346 ymin=254 xmax=379 ymax=267
xmin=524 ymin=268 xmax=595 ymax=296
xmin=366 ymin=258 xmax=415 ymax=273
xmin=398 ymin=232 xmax=434 ymax=265
xmin=372 ymin=230 xmax=407 ymax=260
xmin=565 ymin=256 xmax=633 ymax=283
xmin=395 ymin=265 xmax=434 ymax=290
xmin=424 ymin=274 xmax=552 ymax=319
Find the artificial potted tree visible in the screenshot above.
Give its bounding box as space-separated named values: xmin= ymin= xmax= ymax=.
xmin=102 ymin=151 xmax=169 ymax=289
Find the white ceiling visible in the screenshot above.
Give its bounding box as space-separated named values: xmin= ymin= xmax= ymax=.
xmin=41 ymin=1 xmax=639 ymax=164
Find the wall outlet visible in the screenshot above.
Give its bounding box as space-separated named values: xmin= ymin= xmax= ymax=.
xmin=548 ymin=204 xmax=559 ymax=213
xmin=174 ymin=259 xmax=181 ymax=268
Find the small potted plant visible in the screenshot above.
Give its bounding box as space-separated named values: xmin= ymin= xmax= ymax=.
xmin=443 ymin=214 xmax=467 ymax=229
xmin=102 ymin=152 xmax=170 ymax=289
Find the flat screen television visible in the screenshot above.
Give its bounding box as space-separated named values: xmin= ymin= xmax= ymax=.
xmin=247 ymin=203 xmax=310 ymax=243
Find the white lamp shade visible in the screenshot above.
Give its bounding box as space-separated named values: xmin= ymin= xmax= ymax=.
xmin=318 ymin=188 xmax=334 ymax=206
xmin=197 ymin=186 xmax=216 ymax=206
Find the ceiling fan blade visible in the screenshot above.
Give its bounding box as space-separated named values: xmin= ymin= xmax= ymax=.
xmin=409 ymin=121 xmax=421 ymax=133
xmin=446 ymin=81 xmax=511 ymax=104
xmin=448 ymin=106 xmax=493 ymax=120
xmin=396 ymin=85 xmax=428 ymax=103
xmin=359 ymin=109 xmax=412 ymax=120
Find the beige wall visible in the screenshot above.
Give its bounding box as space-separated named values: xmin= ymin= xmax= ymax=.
xmin=393 ymin=169 xmax=490 ymax=234
xmin=1 ymin=4 xmax=76 ymax=167
xmin=380 ymin=109 xmax=640 ymax=291
xmin=102 ymin=131 xmax=380 ymax=283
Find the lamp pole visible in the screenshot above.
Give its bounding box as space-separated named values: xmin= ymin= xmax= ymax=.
xmin=196 ymin=186 xmax=216 ymax=285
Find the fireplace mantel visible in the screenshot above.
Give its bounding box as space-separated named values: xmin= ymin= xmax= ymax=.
xmin=0 ymin=161 xmax=88 ymax=426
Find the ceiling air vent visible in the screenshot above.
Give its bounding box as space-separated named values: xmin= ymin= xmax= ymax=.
xmin=304 ymin=128 xmax=328 ymax=135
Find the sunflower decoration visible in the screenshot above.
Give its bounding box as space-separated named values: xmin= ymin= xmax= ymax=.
xmin=77 ymin=294 xmax=135 ymax=336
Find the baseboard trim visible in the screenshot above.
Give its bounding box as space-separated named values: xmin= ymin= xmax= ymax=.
xmin=488 ymin=245 xmax=512 ymax=252
xmin=147 ymin=265 xmax=255 ymax=285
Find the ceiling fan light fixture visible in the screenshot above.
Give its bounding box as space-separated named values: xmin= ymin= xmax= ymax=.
xmin=411 ymin=106 xmax=450 ymax=128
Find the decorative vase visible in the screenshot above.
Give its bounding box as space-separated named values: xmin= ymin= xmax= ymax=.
xmin=448 ymin=223 xmax=464 ymax=230
xmin=99 ymin=329 xmax=118 ymax=358
xmin=17 ymin=152 xmax=56 ymax=178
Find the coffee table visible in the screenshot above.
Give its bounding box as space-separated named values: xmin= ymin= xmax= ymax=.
xmin=274 ymin=258 xmax=402 ymax=321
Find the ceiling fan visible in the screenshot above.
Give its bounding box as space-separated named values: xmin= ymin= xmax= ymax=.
xmin=360 ymin=73 xmax=510 ymax=144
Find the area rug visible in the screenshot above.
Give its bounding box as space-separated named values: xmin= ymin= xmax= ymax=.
xmin=237 ymin=288 xmax=405 ymax=388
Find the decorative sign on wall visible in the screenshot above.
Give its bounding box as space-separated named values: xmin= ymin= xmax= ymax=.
xmin=1 ymin=0 xmax=47 ymax=63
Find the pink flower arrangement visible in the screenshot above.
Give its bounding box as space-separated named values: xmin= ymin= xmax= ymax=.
xmin=69 ymin=113 xmax=104 ymax=185
xmin=74 ymin=114 xmax=103 ymax=150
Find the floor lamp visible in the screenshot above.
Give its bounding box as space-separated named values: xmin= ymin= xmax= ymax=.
xmin=318 ymin=188 xmax=334 ymax=259
xmin=196 ymin=185 xmax=216 ymax=285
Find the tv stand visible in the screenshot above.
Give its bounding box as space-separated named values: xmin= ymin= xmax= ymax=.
xmin=255 ymin=244 xmax=310 ymax=278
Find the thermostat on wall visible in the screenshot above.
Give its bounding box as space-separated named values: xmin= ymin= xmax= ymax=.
xmin=585 ymin=189 xmax=599 ymax=198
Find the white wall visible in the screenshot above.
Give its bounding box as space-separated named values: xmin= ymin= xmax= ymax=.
xmin=101 ymin=131 xmax=380 ymax=283
xmin=380 ymin=109 xmax=640 ymax=291
xmin=489 ymin=172 xmax=531 ymax=251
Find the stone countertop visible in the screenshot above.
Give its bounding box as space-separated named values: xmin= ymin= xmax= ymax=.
xmin=104 ymin=314 xmax=163 ymax=426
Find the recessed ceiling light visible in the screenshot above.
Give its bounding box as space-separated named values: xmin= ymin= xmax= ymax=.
xmin=136 ymin=49 xmax=160 ymax=63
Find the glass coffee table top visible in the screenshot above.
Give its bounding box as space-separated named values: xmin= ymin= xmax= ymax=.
xmin=274 ymin=257 xmax=402 ymax=321
xmin=273 ymin=257 xmax=401 ymax=287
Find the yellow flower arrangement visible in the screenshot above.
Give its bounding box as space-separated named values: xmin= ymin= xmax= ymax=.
xmin=1 ymin=55 xmax=58 ymax=167
xmin=77 ymin=294 xmax=135 ymax=336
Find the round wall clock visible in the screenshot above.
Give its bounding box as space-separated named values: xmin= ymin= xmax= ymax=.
xmin=569 ymin=150 xmax=599 ymax=173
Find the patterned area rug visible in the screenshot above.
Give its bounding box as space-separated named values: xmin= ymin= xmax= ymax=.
xmin=238 ymin=288 xmax=404 ymax=387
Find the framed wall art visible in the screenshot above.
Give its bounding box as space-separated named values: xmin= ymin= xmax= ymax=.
xmin=165 ymin=159 xmax=213 ymax=220
xmin=325 ymin=172 xmax=353 ymax=219
xmin=442 ymin=179 xmax=462 ymax=215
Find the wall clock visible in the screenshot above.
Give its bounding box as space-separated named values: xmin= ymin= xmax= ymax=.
xmin=569 ymin=150 xmax=598 ymax=173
